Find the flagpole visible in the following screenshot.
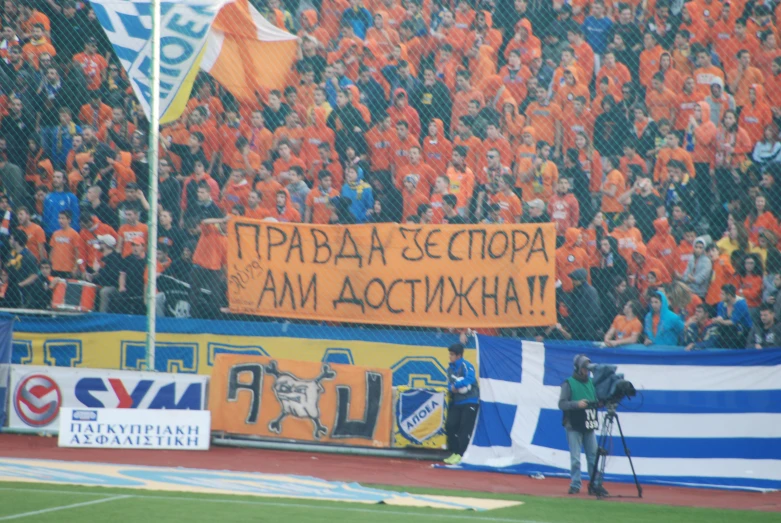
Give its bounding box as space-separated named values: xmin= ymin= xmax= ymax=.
xmin=146 ymin=0 xmax=161 ymax=372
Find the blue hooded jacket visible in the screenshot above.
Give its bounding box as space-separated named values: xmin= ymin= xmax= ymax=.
xmin=644 ymin=290 xmax=685 ymax=346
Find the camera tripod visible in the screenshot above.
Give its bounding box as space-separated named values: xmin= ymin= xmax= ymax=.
xmin=591 ymin=404 xmax=643 ymax=499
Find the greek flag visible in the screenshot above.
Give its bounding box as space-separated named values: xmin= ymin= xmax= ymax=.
xmin=90 ymin=0 xmax=228 ymax=123
xmin=460 ymin=338 xmax=781 ymax=492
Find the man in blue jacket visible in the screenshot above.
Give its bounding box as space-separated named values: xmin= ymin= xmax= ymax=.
xmin=43 ymin=171 xmax=80 ymax=235
xmin=643 ymin=290 xmax=684 ymax=346
xmin=444 ymin=342 xmax=479 ymax=465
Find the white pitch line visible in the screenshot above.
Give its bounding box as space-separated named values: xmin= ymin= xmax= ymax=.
xmin=0 ymin=494 xmax=130 ymax=521
xmin=0 ymin=487 xmax=545 ymax=523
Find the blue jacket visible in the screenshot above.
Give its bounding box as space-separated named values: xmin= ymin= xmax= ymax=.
xmin=43 ymin=191 xmax=80 ymax=235
xmin=448 ymin=357 xmax=479 ymax=405
xmin=644 ymin=290 xmax=685 ymax=346
xmin=41 ymin=124 xmax=82 ymax=168
xmin=716 ymin=298 xmax=752 ymax=335
xmin=341 ymin=7 xmax=372 ymax=39
xmin=341 ymin=180 xmax=374 ymax=223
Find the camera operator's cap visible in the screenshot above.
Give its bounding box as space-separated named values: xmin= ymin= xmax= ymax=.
xmin=573 ymin=353 xmax=591 ymax=371
xmin=96 ymin=234 xmax=116 ymax=248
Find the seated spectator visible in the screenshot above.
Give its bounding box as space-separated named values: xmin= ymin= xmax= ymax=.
xmin=643 ymin=290 xmax=684 ymax=346
xmin=713 ymin=284 xmax=753 ymax=349
xmin=682 ymin=236 xmax=712 ymax=299
xmin=684 ymin=304 xmax=719 ymax=351
xmin=604 ymin=300 xmax=643 ymax=347
xmin=746 ymin=303 xmax=781 ymax=349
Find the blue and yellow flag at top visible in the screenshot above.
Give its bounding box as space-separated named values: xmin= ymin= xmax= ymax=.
xmin=90 ymin=0 xmax=228 ymax=124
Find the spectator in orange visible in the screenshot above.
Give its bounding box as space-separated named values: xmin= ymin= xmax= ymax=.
xmin=273 ymin=139 xmax=306 ymax=182
xmin=477 ymin=122 xmax=513 ymax=181
xmin=646 ymin=72 xmax=678 ymax=124
xmin=268 ymin=190 xmax=302 ymax=222
xmin=504 ymin=19 xmax=541 ymax=66
xmin=728 ymin=50 xmax=765 ymax=109
xmin=396 ymin=145 xmax=436 ymax=194
xmin=244 ymin=191 xmax=270 ymax=220
xmin=693 ymin=47 xmax=726 ymax=98
xmin=601 ymin=156 xmax=626 ymax=221
xmin=671 ymin=30 xmax=695 ymax=76
xmin=597 ymin=51 xmax=631 ymax=98
xmin=254 ymin=161 xmax=287 ymax=211
xmin=604 ymin=300 xmax=644 ymax=347
xmin=220 ymin=168 xmax=252 ymax=213
xmin=181 ymin=159 xmax=219 ymax=219
xmin=705 ymin=243 xmax=735 ymax=306
xmin=647 ymin=217 xmax=678 ymax=276
xmin=561 ymin=97 xmax=595 ymax=152
xmin=737 ymin=253 xmax=764 ymax=310
xmin=98 ymin=106 xmax=136 ymax=152
xmin=556 ymin=68 xmax=591 ymax=111
xmin=658 ymin=52 xmax=684 ymax=93
xmin=712 ymin=17 xmax=758 ymax=75
xmin=631 ymin=243 xmax=672 ymax=295
xmin=79 ymin=93 xmax=113 ymax=131
xmin=639 ymin=32 xmax=664 ymax=89
xmin=422 ymin=118 xmax=452 ymax=175
xmin=229 ymin=136 xmax=261 ymax=174
xmin=738 ymin=84 xmax=773 ymax=144
xmin=116 ymin=207 xmax=148 ymax=258
xmin=365 ymin=113 xmax=394 ymax=172
xmin=49 ymin=210 xmax=82 ymax=278
xmin=445 ymin=146 xmax=475 ymax=212
xmin=16 ymin=206 xmax=46 ymax=261
xmin=429 ymin=175 xmax=450 ymax=224
xmin=611 ymin=212 xmax=645 ymax=261
xmin=451 ymin=70 xmax=484 ymax=134
xmin=499 ymin=50 xmax=533 ymax=105
xmin=654 ymin=130 xmax=695 ymax=186
xmin=526 ymin=85 xmax=563 ymax=158
xmin=567 ymin=27 xmax=595 ymax=82
xmin=517 ymin=140 xmax=557 ymax=203
xmin=489 ymin=174 xmax=522 ymax=224
xmin=556 ymin=227 xmax=588 ymax=292
xmin=548 ymin=177 xmax=580 ymax=236
xmin=452 ymin=116 xmax=483 ymax=173
xmin=78 ymin=211 xmax=117 ymax=271
xmin=401 ymin=174 xmax=430 ymax=222
xmin=72 ymin=37 xmax=107 ymax=92
xmin=714 ymin=110 xmax=753 ymax=171
xmin=673 ymin=77 xmax=700 ymax=132
xmin=389 ymin=120 xmax=418 ymax=171
xmin=620 ymin=141 xmax=648 ymax=177
xmin=745 ymin=194 xmax=778 ymax=245
xmin=305 ymin=171 xmax=339 ymax=224
xmin=246 ymin=110 xmax=274 ymax=163
xmin=387 ymin=88 xmax=421 ymax=138
xmin=21 ymin=24 xmax=55 ymax=69
xmin=574 ymin=132 xmax=603 ymax=193
xmin=755 ymin=30 xmax=781 ymax=77
xmin=302 ymin=107 xmax=335 ymax=168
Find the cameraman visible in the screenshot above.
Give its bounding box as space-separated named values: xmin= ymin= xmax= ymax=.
xmin=559 ymin=354 xmax=608 ymax=497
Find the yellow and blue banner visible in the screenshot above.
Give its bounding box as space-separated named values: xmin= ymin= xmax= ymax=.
xmin=8 ymin=313 xmax=474 ymax=389
xmin=393 ymin=386 xmax=448 ymax=449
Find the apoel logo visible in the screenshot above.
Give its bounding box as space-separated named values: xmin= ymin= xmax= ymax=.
xmin=14 ymin=375 xmax=62 ymax=427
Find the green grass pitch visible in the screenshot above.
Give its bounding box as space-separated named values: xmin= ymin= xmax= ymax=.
xmin=0 ymin=482 xmax=775 ymax=523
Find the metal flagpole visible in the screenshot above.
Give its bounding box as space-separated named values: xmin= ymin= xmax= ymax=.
xmin=146 ymin=0 xmax=161 ymax=372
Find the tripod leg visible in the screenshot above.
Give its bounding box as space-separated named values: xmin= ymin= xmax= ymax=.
xmin=591 ymin=414 xmax=612 ymax=495
xmin=614 ymin=413 xmax=643 ymax=498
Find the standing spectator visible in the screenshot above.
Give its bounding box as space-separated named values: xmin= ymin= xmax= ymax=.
xmin=713 ymin=283 xmax=753 ymax=348
xmin=90 ymin=235 xmax=122 ymax=312
xmin=43 ymin=171 xmax=79 ymax=235
xmin=72 ymin=37 xmax=108 ymax=93
xmin=157 ymin=159 xmax=182 ymax=222
xmin=268 ymin=191 xmax=302 ymax=223
xmin=305 ymin=171 xmax=339 ymax=224
xmin=48 ymin=210 xmax=82 ymax=278
xmin=682 ymin=237 xmax=713 ymax=299
xmin=746 ymin=303 xmax=781 ymax=349
xmin=548 ymin=178 xmax=580 ymax=236
xmin=116 ymin=237 xmax=146 ymax=315
xmin=79 ymin=211 xmax=117 ymax=273
xmin=116 ymin=207 xmax=148 ymax=258
xmin=190 ymin=182 xmax=226 ymax=318
xmin=0 ymin=156 xmax=25 ymax=210
xmin=1 ymin=97 xmax=35 ymax=169
xmin=643 ymin=290 xmax=684 ymax=346
xmin=563 ymin=268 xmax=601 ymax=341
xmin=341 ymin=165 xmax=373 ymax=223
xmin=443 ymin=341 xmax=479 ymax=466
xmin=6 ymin=230 xmax=39 ymax=308
xmin=15 ymin=206 xmax=45 ymax=261
xmin=620 ymin=175 xmax=665 ymax=242
xmin=84 ymin=185 xmax=117 ymax=230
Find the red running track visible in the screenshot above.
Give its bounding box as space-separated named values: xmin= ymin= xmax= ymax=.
xmin=0 ymin=434 xmax=778 ymax=512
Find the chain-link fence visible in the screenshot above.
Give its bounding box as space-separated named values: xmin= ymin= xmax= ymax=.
xmin=1 ymin=0 xmax=780 ymax=355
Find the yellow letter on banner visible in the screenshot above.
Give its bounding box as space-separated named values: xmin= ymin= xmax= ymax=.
xmin=226 ymin=218 xmax=556 ymax=328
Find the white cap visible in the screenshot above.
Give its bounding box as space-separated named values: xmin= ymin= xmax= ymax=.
xmin=97 ymin=234 xmax=116 ymax=248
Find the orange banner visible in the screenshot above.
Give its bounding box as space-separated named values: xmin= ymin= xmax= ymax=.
xmin=227 ymin=219 xmax=556 ymax=327
xmin=209 ymin=355 xmax=393 ymax=447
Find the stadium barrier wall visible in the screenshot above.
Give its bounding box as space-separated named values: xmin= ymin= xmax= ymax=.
xmin=8 ymin=313 xmax=471 ymax=387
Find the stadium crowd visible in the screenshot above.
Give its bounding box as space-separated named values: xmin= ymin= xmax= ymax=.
xmin=1 ymin=0 xmax=781 ymax=348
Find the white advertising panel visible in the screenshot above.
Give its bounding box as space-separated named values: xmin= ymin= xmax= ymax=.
xmin=58 ymin=408 xmax=210 ymax=450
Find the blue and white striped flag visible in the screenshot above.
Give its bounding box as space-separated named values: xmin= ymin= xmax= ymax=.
xmin=90 ymin=0 xmax=228 ymax=123
xmin=460 ymin=338 xmax=781 ymax=492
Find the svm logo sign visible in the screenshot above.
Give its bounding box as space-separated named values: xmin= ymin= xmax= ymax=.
xmin=74 ymin=378 xmax=203 ymax=409
xmin=13 ymin=374 xmax=62 ymax=427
